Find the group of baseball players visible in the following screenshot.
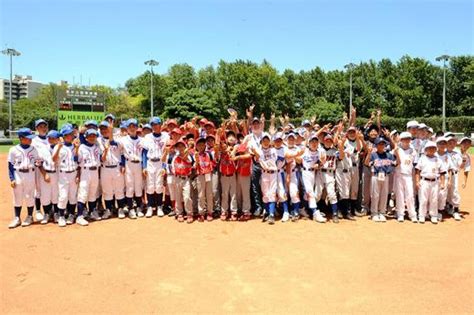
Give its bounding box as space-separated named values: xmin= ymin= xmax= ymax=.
xmin=7 ymin=106 xmax=472 ymax=228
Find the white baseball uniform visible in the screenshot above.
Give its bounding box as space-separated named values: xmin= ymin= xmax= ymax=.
xmin=54 ymin=143 xmax=78 ymax=209
xmin=142 ymin=132 xmax=169 ymax=194
xmin=32 ymin=135 xmax=49 ymax=202
xmin=77 ymin=143 xmax=101 ymax=204
xmin=258 ymin=147 xmax=278 ymax=203
xmin=436 ymin=151 xmax=452 ymax=211
xmin=275 ymin=145 xmax=288 ymax=203
xmin=336 ymin=142 xmax=354 ymax=200
xmin=37 ymin=144 xmax=59 ymax=206
xmin=416 ymin=154 xmax=447 ymax=218
xmin=98 ymin=137 xmax=125 ymax=201
xmin=301 ymin=147 xmax=322 ymax=209
xmin=447 ymin=149 xmax=462 ymax=208
xmin=285 ymin=145 xmax=301 ymax=204
xmin=393 ymin=146 xmax=418 ymax=218
xmin=8 ymin=145 xmax=41 ymax=207
xmin=120 ymin=135 xmax=144 ymax=198
xmin=316 ymin=146 xmax=338 ymax=205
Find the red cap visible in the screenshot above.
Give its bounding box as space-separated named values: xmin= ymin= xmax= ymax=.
xmin=199 ymin=118 xmax=208 ymax=125
xmin=204 ymin=121 xmax=215 ymax=128
xmin=174 ymin=139 xmax=187 ymax=147
xmin=167 ymin=119 xmax=178 ymax=127
xmin=171 ymin=128 xmax=182 ymax=135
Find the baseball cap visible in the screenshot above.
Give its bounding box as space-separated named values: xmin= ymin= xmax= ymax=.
xmin=324 ymin=134 xmax=334 ymax=141
xmin=119 ymin=121 xmax=128 ymax=129
xmin=174 ymin=138 xmax=187 ymax=147
xmin=127 ymin=118 xmax=138 ymax=127
xmin=301 ymin=119 xmax=311 ymax=127
xmin=196 ymin=137 xmax=207 ymax=144
xmin=35 ymin=119 xmax=48 ymax=128
xmin=171 ymin=128 xmax=182 ymax=135
xmin=273 ymin=132 xmax=284 ymax=141
xmin=252 ymin=117 xmax=260 ymax=123
xmin=85 ymin=129 xmax=99 ymax=138
xmin=436 ymin=137 xmax=448 ymax=144
xmin=428 ymin=127 xmax=434 ymax=134
xmin=167 ymin=119 xmax=178 ymax=127
xmin=459 ymin=137 xmax=472 ymax=145
xmin=399 ymin=131 xmax=412 ymax=140
xmin=260 ymin=132 xmax=271 ymax=142
xmin=406 ymin=120 xmax=419 ymax=129
xmin=418 ymin=123 xmax=428 ymax=130
xmin=286 ymin=131 xmax=296 ymax=139
xmin=204 ymin=121 xmax=215 ymax=128
xmin=390 ymin=130 xmax=399 ymax=137
xmin=142 ymin=123 xmax=152 ymax=131
xmin=18 ymin=128 xmax=36 ymax=139
xmin=60 ymin=126 xmax=74 ymax=136
xmin=199 ymin=118 xmax=208 ymax=125
xmin=99 ymin=121 xmax=109 ymax=128
xmin=375 ymin=137 xmax=388 ymax=145
xmin=309 ymin=133 xmax=319 ymax=141
xmin=150 ymin=117 xmax=162 ymax=125
xmin=105 ymin=113 xmax=115 ymax=121
xmin=347 ymin=126 xmax=357 ymax=132
xmin=47 ymin=130 xmax=60 ymax=139
xmin=84 ymin=120 xmax=98 ymax=128
xmin=424 ymin=141 xmax=437 ymax=150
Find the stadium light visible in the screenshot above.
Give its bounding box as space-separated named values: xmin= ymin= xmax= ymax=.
xmin=144 ymin=59 xmax=159 ymax=118
xmin=435 ymin=55 xmax=450 ymax=132
xmin=1 ymin=48 xmax=21 ymax=138
xmin=344 ymin=63 xmax=356 ymax=109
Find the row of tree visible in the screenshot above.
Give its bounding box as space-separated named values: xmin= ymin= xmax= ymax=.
xmin=0 ymin=55 xmax=472 ymax=131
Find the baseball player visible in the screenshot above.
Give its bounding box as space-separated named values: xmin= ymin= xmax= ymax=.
xmin=299 ymin=133 xmax=326 ymax=223
xmin=142 ymin=117 xmax=169 ymax=218
xmin=31 ymin=118 xmax=49 ymax=221
xmin=272 ymin=132 xmax=290 ymax=222
xmin=252 ymin=133 xmax=278 ymax=224
xmin=8 ymin=128 xmax=46 ymax=228
xmin=317 ymin=133 xmax=344 ymax=223
xmin=435 ymin=137 xmax=452 ymax=220
xmin=284 ymin=132 xmax=303 ymax=221
xmin=37 ymin=130 xmax=61 ymax=224
xmin=459 ymin=137 xmax=471 ymax=192
xmin=120 ymin=119 xmax=144 ymax=219
xmin=171 ymin=139 xmax=195 ymax=223
xmin=217 ymin=130 xmax=238 ymax=221
xmin=415 ymin=141 xmax=447 ymax=224
xmin=345 ymin=127 xmax=364 ymax=216
xmin=194 ymin=137 xmax=214 ymax=221
xmin=164 ymin=128 xmax=182 ymax=216
xmin=232 ymin=139 xmax=253 ymax=221
xmin=98 ymin=120 xmax=126 ymax=219
xmin=53 ymin=126 xmax=79 ymax=226
xmin=335 ymin=133 xmax=356 ymax=221
xmin=393 ymin=132 xmax=418 ymax=222
xmin=446 ymin=135 xmax=463 ymax=220
xmin=76 ymin=129 xmax=101 ymax=226
xmin=365 ymin=137 xmax=397 ymax=222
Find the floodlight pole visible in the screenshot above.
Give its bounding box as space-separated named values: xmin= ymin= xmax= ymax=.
xmin=2 ymin=48 xmax=21 ymax=138
xmin=436 ymin=55 xmax=450 ymax=132
xmin=144 ymin=59 xmax=159 ymax=118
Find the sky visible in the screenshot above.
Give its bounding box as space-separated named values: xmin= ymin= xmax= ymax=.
xmin=0 ymin=0 xmax=472 ymax=87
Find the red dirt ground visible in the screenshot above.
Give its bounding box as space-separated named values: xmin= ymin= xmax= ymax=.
xmin=1 ymin=154 xmax=473 ymax=314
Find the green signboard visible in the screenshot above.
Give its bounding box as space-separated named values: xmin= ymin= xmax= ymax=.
xmin=58 ymin=110 xmax=105 ymax=128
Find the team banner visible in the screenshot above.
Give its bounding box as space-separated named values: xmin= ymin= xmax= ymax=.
xmin=57 ymin=110 xmax=104 ymax=128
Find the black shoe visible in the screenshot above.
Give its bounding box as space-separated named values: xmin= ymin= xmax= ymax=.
xmin=268 ymin=215 xmax=275 ymax=225
xmin=338 ymin=212 xmax=343 ymax=219
xmin=291 ymin=215 xmax=299 ymax=222
xmin=299 ymin=208 xmax=310 ymax=219
xmin=355 ymin=209 xmax=367 ymax=217
xmin=345 ymin=214 xmax=356 ymax=221
xmin=253 ymin=209 xmax=262 ymax=217
xmin=332 ymin=215 xmax=339 ymax=223
xmin=168 ymin=210 xmax=176 ymax=217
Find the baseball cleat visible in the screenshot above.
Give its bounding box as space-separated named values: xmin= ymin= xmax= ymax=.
xmin=206 ymin=213 xmax=213 ymax=221
xmin=378 ymin=214 xmax=387 ymax=222
xmin=40 ymin=213 xmax=50 ymax=225
xmin=35 ymin=210 xmax=44 ymax=221
xmin=371 ymin=215 xmax=380 ymax=222
xmin=418 ymin=215 xmax=425 ymax=224
xmin=453 ymin=212 xmax=462 ymax=221
xmin=410 ymin=216 xmax=418 ymax=223
xmin=102 ymin=209 xmax=112 ymax=220
xmin=118 ymin=208 xmax=126 ymax=219
xmin=137 ymin=210 xmax=145 ymax=218
xmin=332 ymin=215 xmax=339 ymax=224
xmin=313 ymin=211 xmax=327 ymax=223
xmin=58 ymin=216 xmax=67 ymax=227
xmin=129 ymin=209 xmax=137 ymax=219
xmin=430 ymin=216 xmax=438 ymax=224
xmin=53 ymin=213 xmax=59 ymax=223
xmin=397 ymin=215 xmax=404 ymax=222
xmin=66 ymin=214 xmax=75 ymax=225
xmin=268 ymin=215 xmax=275 ymax=225
xmin=90 ymin=210 xmax=102 ymax=221
xmin=145 ymin=207 xmax=153 ymax=218
xmin=22 ymin=215 xmax=33 ymax=227
xmin=76 ymin=216 xmax=89 ymax=226
xmin=8 ymin=217 xmax=21 ymax=229
xmin=157 ymin=206 xmax=164 ymax=217
xmin=281 ymin=212 xmax=290 ymax=222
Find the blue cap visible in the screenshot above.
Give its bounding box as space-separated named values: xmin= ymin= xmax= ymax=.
xmin=302 ymin=119 xmax=311 ymax=127
xmin=35 ymin=119 xmax=48 ymax=128
xmin=127 ymin=118 xmax=138 ymax=127
xmin=60 ymin=127 xmax=74 ymax=136
xmin=47 ymin=130 xmax=60 ymax=139
xmin=150 ymin=117 xmax=162 ymax=125
xmin=119 ymin=121 xmax=127 ymax=129
xmin=375 ymin=137 xmax=388 ymax=145
xmin=105 ymin=113 xmax=115 ymax=121
xmin=99 ymin=121 xmax=109 ymax=128
xmin=273 ymin=132 xmax=284 ymax=141
xmin=85 ymin=129 xmax=99 ymax=137
xmin=84 ymin=120 xmax=98 ymax=127
xmin=143 ymin=123 xmax=152 ymax=130
xmin=18 ymin=127 xmax=36 ymax=139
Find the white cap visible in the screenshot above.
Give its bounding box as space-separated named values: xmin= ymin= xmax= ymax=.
xmin=428 ymin=127 xmax=433 ymax=134
xmin=399 ymin=132 xmax=412 ymax=139
xmin=406 ymin=120 xmax=419 ymax=129
xmin=444 ymin=132 xmax=455 ymax=138
xmin=418 ymin=123 xmax=428 ymax=129
xmin=390 ymin=130 xmax=398 ymax=136
xmin=459 ymin=137 xmax=472 ymax=145
xmin=436 ymin=137 xmax=448 ymax=144
xmin=424 ymin=141 xmax=437 ymax=150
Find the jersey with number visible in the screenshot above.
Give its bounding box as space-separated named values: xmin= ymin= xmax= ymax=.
xmin=120 ymin=135 xmax=143 ymax=162
xmin=416 ymin=155 xmax=447 ymax=179
xmin=274 ymin=145 xmax=287 ymax=171
xmin=285 ymin=145 xmax=300 ymax=171
xmin=369 ymin=151 xmax=396 ymax=174
xmin=258 ymin=147 xmax=278 ymax=171
xmin=301 ymin=148 xmax=321 ymax=170
xmin=321 ymin=146 xmax=338 ymax=170
xmin=78 ymin=143 xmax=101 ymax=168
xmin=395 ymin=147 xmax=418 ymax=175
xmin=142 ymin=132 xmax=170 ymax=160
xmin=98 ymin=137 xmax=123 ymax=167
xmin=53 ymin=143 xmax=78 ymax=172
xmin=436 ymin=151 xmax=452 ymax=174
xmin=448 ymin=149 xmax=463 ymax=172
xmin=8 ymin=145 xmax=40 ymax=171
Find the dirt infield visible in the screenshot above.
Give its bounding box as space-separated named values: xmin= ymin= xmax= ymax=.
xmin=0 ymin=154 xmax=473 ymax=314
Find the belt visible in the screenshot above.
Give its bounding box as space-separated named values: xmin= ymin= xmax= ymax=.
xmin=105 ymin=165 xmax=118 ymax=168
xmin=149 ymin=158 xmax=161 ymax=162
xmin=302 ymin=167 xmax=316 ymax=171
xmin=421 ymin=177 xmax=437 ymax=182
xmin=263 ymin=170 xmax=276 ymax=174
xmin=177 ymin=175 xmax=190 ymax=180
xmin=222 ymin=173 xmax=235 ymax=177
xmin=452 ymin=171 xmax=458 ymax=175
xmin=45 ymin=169 xmax=56 ymax=173
xmin=339 ymin=169 xmax=349 ymax=173
xmin=321 ymin=169 xmax=334 ymax=173
xmin=60 ymin=170 xmax=76 ymax=174
xmin=127 ymin=159 xmax=140 ymax=163
xmin=352 ymin=163 xmax=358 ymax=167
xmin=83 ymin=166 xmax=98 ymax=170
xmin=17 ymin=169 xmax=31 ymax=173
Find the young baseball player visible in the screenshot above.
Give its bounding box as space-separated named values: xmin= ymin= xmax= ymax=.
xmin=164 ymin=128 xmax=182 ymax=217
xmin=53 ymin=126 xmax=79 ymax=226
xmin=459 ymin=137 xmax=471 ymax=192
xmin=345 ymin=127 xmax=363 ymax=215
xmin=365 ymin=137 xmax=397 ymax=222
xmin=171 ymin=139 xmax=195 ymax=223
xmin=272 ymin=132 xmax=291 ymax=222
xmin=393 ymin=132 xmax=418 ymax=222
xmin=232 ymin=139 xmax=252 ymax=221
xmin=318 ymin=133 xmax=344 ymax=223
xmin=142 ymin=117 xmax=169 ymax=218
xmin=8 ymin=128 xmax=46 ymax=228
xmin=218 ymin=130 xmax=238 ymax=221
xmin=284 ymin=132 xmax=303 ymax=221
xmin=32 ymin=118 xmax=49 ymax=221
xmin=446 ymin=135 xmax=463 ymax=220
xmin=37 ymin=130 xmax=61 ymax=224
xmin=120 ymin=119 xmax=144 ymax=219
xmin=98 ymin=120 xmax=126 ymax=219
xmin=435 ymin=137 xmax=452 ymax=220
xmin=298 ymin=133 xmax=326 ymax=223
xmin=76 ymin=129 xmax=101 ymax=226
xmin=415 ymin=141 xmax=447 ymax=224
xmin=335 ymin=133 xmax=356 ymax=221
xmin=252 ymin=133 xmax=278 ymax=224
xmin=194 ymin=137 xmax=214 ymax=221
